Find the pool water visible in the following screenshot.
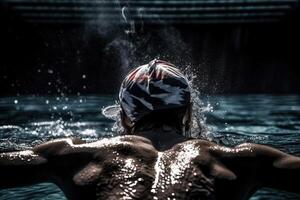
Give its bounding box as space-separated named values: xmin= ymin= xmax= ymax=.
xmin=0 ymin=95 xmax=300 ymax=200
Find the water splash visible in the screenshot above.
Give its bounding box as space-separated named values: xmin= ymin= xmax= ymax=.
xmin=101 ymin=102 xmax=124 ymax=134
xmin=121 ymin=6 xmax=128 ymax=23
xmin=183 ymin=65 xmax=214 ymax=139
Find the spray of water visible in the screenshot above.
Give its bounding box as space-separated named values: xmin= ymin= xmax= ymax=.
xmin=183 ymin=66 xmax=214 ymax=140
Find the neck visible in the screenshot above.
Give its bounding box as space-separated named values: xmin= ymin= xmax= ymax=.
xmin=132 ymin=125 xmax=189 ymax=151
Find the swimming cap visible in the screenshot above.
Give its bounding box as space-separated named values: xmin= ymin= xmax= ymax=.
xmin=119 ymin=59 xmax=191 ymax=123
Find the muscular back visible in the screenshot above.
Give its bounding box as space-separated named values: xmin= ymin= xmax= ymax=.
xmin=32 ymin=136 xmax=240 ymax=200
xmin=1 ymin=135 xmax=300 ymax=200
xmin=92 ymin=137 xmax=216 ymax=200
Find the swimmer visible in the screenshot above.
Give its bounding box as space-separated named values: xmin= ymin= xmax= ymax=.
xmin=1 ymin=59 xmax=300 ymax=200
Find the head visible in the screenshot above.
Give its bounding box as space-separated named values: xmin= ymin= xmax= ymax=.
xmin=118 ymin=59 xmax=192 ymax=136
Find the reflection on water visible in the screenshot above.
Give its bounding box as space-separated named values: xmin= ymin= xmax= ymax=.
xmin=0 ymin=95 xmax=300 ymax=200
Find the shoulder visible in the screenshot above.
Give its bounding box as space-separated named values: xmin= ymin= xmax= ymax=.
xmin=33 ymin=138 xmax=85 ymax=157
xmin=33 ymin=136 xmax=156 ymax=158
xmin=172 ymin=140 xmax=259 ymax=158
xmin=207 ymin=142 xmax=289 ymax=161
xmin=170 ymin=139 xmax=266 ymax=155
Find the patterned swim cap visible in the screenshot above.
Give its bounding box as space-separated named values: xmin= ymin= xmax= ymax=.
xmin=119 ymin=59 xmax=191 ymax=123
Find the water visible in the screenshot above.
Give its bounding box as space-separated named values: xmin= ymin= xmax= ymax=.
xmin=0 ymin=95 xmax=300 ymax=200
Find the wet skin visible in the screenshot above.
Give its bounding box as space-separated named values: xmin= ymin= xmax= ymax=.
xmin=1 ymin=135 xmax=300 ymax=200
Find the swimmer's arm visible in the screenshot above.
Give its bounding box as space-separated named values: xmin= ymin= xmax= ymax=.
xmin=0 ymin=150 xmax=49 ymax=189
xmin=214 ymin=143 xmax=300 ymax=194
xmin=248 ymin=144 xmax=300 ymax=194
xmin=0 ymin=138 xmax=87 ymax=189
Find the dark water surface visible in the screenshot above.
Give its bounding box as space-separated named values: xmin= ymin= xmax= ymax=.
xmin=0 ymin=95 xmax=300 ymax=200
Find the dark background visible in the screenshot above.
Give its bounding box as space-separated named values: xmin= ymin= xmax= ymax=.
xmin=1 ymin=1 xmax=300 ymax=96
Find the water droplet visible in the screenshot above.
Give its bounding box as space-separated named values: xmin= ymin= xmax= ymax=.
xmin=14 ymin=100 xmax=18 ymax=104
